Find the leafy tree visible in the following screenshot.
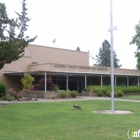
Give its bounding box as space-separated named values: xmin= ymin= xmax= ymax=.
xmin=36 ymin=78 xmax=54 ymax=91
xmin=130 ymin=20 xmax=140 ymax=69
xmin=0 ymin=82 xmax=6 ymax=97
xmin=21 ymin=74 xmax=35 ymax=91
xmin=95 ymin=40 xmax=121 ymax=68
xmin=0 ymin=0 xmax=37 ymax=69
xmin=76 ymin=46 xmax=81 ymax=51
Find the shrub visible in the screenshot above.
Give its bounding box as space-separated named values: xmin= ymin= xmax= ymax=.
xmin=21 ymin=74 xmax=35 ymax=91
xmin=102 ymin=87 xmax=107 ymax=94
xmin=33 ymin=84 xmax=39 ymax=91
xmin=0 ymin=82 xmax=6 ymax=97
xmin=35 ymin=78 xmax=54 ymax=91
xmin=102 ymin=86 xmax=110 ymax=94
xmin=70 ymin=90 xmax=78 ymax=98
xmin=85 ymin=85 xmax=140 ymax=94
xmin=106 ymin=89 xmax=118 ymax=97
xmin=60 ymin=91 xmax=66 ymax=98
xmin=84 ymin=85 xmax=93 ymax=91
xmin=85 ymin=85 xmax=110 ymax=95
xmin=119 ymin=86 xmax=139 ymax=93
xmin=114 ymin=90 xmax=117 ymax=97
xmin=9 ymin=88 xmax=22 ymax=99
xmin=116 ymin=90 xmax=124 ymax=97
xmin=54 ymin=84 xmax=60 ymax=91
xmin=92 ymin=86 xmax=101 ymax=92
xmin=47 ymin=78 xmax=55 ymax=90
xmin=97 ymin=90 xmax=103 ymax=97
xmin=1 ymin=94 xmax=14 ymax=101
xmin=106 ymin=90 xmax=111 ymax=97
xmin=66 ymin=89 xmax=71 ymax=98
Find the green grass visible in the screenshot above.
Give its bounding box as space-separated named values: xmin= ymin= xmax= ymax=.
xmin=120 ymin=95 xmax=140 ymax=100
xmin=0 ymin=100 xmax=140 ymax=140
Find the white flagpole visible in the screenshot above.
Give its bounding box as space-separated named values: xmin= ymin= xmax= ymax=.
xmin=110 ymin=0 xmax=114 ymax=113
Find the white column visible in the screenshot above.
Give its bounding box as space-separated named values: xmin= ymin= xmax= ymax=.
xmin=127 ymin=77 xmax=129 ymax=86
xmin=45 ymin=72 xmax=47 ymax=92
xmin=85 ymin=75 xmax=87 ymax=88
xmin=66 ymin=74 xmax=69 ymax=90
xmin=101 ymin=76 xmax=103 ymax=86
xmin=138 ymin=77 xmax=139 ymax=86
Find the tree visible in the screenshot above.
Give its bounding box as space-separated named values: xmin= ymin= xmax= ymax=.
xmin=76 ymin=46 xmax=81 ymax=51
xmin=95 ymin=40 xmax=121 ymax=68
xmin=33 ymin=77 xmax=54 ymax=91
xmin=0 ymin=0 xmax=37 ymax=69
xmin=21 ymin=74 xmax=35 ymax=91
xmin=130 ymin=20 xmax=140 ymax=69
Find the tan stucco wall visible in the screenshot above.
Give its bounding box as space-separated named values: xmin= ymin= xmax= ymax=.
xmin=0 ymin=44 xmax=89 ymax=91
xmin=0 ymin=57 xmax=31 ymax=91
xmin=28 ymin=44 xmax=89 ymax=66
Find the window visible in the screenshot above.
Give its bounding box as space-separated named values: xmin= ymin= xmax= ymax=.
xmin=24 ymin=49 xmax=30 ymax=56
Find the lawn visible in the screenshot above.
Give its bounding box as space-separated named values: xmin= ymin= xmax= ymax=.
xmin=0 ymin=100 xmax=140 ymax=140
xmin=120 ymin=95 xmax=140 ymax=100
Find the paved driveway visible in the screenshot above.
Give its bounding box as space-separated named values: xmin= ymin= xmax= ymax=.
xmin=0 ymin=96 xmax=140 ymax=104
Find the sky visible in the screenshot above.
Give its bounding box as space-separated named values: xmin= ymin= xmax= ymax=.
xmin=1 ymin=0 xmax=140 ymax=69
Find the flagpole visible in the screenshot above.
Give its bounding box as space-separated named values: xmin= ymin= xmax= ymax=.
xmin=110 ymin=0 xmax=114 ymax=113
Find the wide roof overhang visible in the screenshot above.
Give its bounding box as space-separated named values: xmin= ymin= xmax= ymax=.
xmin=3 ymin=62 xmax=140 ymax=77
xmin=3 ymin=70 xmax=140 ymax=77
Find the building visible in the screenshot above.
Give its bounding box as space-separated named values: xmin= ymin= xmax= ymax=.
xmin=1 ymin=44 xmax=140 ymax=92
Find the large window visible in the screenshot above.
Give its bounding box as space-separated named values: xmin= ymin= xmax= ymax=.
xmin=24 ymin=49 xmax=30 ymax=57
xmin=116 ymin=77 xmax=127 ymax=86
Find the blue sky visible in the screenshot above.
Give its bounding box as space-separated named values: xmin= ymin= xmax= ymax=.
xmin=1 ymin=0 xmax=140 ymax=69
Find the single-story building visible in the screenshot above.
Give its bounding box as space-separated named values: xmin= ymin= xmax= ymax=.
xmin=1 ymin=44 xmax=140 ymax=92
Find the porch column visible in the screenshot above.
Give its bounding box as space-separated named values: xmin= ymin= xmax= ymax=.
xmin=115 ymin=76 xmax=117 ymax=86
xmin=101 ymin=76 xmax=103 ymax=86
xmin=138 ymin=77 xmax=139 ymax=86
xmin=66 ymin=74 xmax=69 ymax=90
xmin=45 ymin=72 xmax=47 ymax=92
xmin=127 ymin=77 xmax=129 ymax=86
xmin=85 ymin=75 xmax=87 ymax=88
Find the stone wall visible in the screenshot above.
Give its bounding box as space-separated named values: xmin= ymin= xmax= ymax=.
xmin=19 ymin=91 xmax=60 ymax=99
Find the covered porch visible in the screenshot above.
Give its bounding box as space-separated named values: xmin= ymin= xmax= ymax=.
xmin=4 ymin=70 xmax=140 ymax=93
xmin=3 ymin=62 xmax=140 ymax=92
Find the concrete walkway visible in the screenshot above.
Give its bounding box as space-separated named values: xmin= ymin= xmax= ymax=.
xmin=0 ymin=96 xmax=140 ymax=104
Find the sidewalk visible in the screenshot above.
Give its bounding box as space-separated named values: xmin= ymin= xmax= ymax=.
xmin=0 ymin=96 xmax=140 ymax=104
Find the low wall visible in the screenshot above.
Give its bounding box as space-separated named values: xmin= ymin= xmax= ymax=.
xmin=82 ymin=91 xmax=97 ymax=96
xmin=19 ymin=91 xmax=60 ymax=99
xmin=125 ymin=92 xmax=140 ymax=95
xmin=82 ymin=90 xmax=140 ymax=97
